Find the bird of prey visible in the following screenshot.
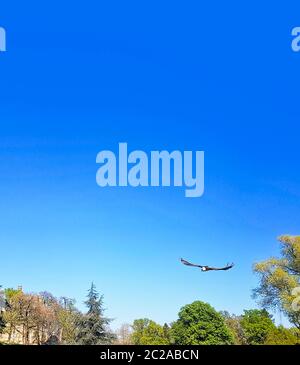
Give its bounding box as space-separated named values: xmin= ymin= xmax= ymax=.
xmin=180 ymin=258 xmax=234 ymax=272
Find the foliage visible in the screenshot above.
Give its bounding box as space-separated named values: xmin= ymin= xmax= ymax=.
xmin=253 ymin=235 xmax=300 ymax=329
xmin=75 ymin=283 xmax=114 ymax=345
xmin=4 ymin=288 xmax=22 ymax=301
xmin=240 ymin=309 xmax=275 ymax=345
xmin=131 ymin=318 xmax=170 ymax=345
xmin=162 ymin=323 xmax=171 ymax=343
xmin=264 ymin=325 xmax=299 ymax=345
xmin=0 ymin=284 xmax=114 ymax=345
xmin=3 ymin=291 xmax=57 ymax=344
xmin=57 ymin=297 xmax=81 ymax=344
xmin=171 ymin=301 xmax=234 ymax=345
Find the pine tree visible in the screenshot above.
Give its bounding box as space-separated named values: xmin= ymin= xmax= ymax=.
xmin=75 ymin=283 xmax=114 ymax=345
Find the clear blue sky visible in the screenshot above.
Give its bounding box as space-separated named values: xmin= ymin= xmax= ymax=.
xmin=1 ymin=1 xmax=300 ymax=329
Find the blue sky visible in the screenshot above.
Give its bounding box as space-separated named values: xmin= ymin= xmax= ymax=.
xmin=0 ymin=1 xmax=300 ymax=329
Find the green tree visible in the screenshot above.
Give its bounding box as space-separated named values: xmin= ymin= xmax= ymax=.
xmin=57 ymin=297 xmax=80 ymax=344
xmin=253 ymin=235 xmax=300 ymax=329
xmin=131 ymin=318 xmax=170 ymax=345
xmin=76 ymin=283 xmax=114 ymax=345
xmin=171 ymin=301 xmax=234 ymax=345
xmin=264 ymin=325 xmax=299 ymax=345
xmin=290 ymin=327 xmax=300 ymax=342
xmin=163 ymin=323 xmax=171 ymax=343
xmin=240 ymin=309 xmax=275 ymax=345
xmin=4 ymin=287 xmax=22 ymax=301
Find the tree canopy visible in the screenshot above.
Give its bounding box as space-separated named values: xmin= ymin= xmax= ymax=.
xmin=171 ymin=301 xmax=234 ymax=345
xmin=240 ymin=309 xmax=276 ymax=345
xmin=253 ymin=235 xmax=300 ymax=329
xmin=131 ymin=319 xmax=169 ymax=345
xmin=264 ymin=325 xmax=299 ymax=345
xmin=0 ymin=284 xmax=114 ymax=345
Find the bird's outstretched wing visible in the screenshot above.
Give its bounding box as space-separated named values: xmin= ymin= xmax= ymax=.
xmin=180 ymin=258 xmax=204 ymax=268
xmin=207 ymin=263 xmax=235 ymax=271
xmin=181 ymin=258 xmax=235 ymax=272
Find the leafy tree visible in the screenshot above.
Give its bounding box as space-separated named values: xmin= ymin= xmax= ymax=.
xmin=253 ymin=235 xmax=300 ymax=328
xmin=171 ymin=301 xmax=234 ymax=345
xmin=290 ymin=327 xmax=300 ymax=342
xmin=57 ymin=307 xmax=81 ymax=344
xmin=1 ymin=285 xmax=116 ymax=345
xmin=3 ymin=291 xmax=43 ymax=344
xmin=75 ymin=283 xmax=114 ymax=345
xmin=4 ymin=287 xmax=22 ymax=301
xmin=264 ymin=325 xmax=299 ymax=345
xmin=130 ymin=318 xmax=148 ymax=344
xmin=131 ymin=318 xmax=170 ymax=345
xmin=163 ymin=323 xmax=171 ymax=343
xmin=57 ymin=297 xmax=80 ymax=344
xmin=1 ymin=288 xmax=80 ymax=344
xmin=240 ymin=309 xmax=275 ymax=345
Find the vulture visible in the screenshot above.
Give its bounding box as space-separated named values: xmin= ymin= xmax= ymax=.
xmin=180 ymin=258 xmax=234 ymax=272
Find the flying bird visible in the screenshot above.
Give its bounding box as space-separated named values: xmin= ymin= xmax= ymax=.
xmin=180 ymin=258 xmax=234 ymax=272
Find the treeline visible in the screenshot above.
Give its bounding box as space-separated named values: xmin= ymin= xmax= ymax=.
xmin=0 ymin=283 xmax=114 ymax=345
xmin=0 ymin=235 xmax=299 ymax=345
xmin=123 ymin=304 xmax=300 ymax=345
xmin=1 ymin=288 xmax=299 ymax=345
